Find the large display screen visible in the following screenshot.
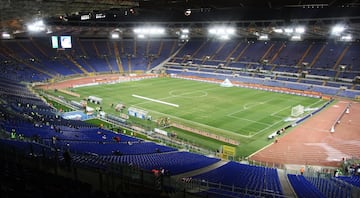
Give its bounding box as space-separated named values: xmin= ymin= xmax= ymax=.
xmin=60 ymin=36 xmax=72 ymax=48
xmin=51 ymin=35 xmax=72 ymax=49
xmin=51 ymin=36 xmax=59 ymax=49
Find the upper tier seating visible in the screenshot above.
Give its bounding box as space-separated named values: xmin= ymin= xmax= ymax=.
xmin=1 ymin=38 xmax=359 ymax=99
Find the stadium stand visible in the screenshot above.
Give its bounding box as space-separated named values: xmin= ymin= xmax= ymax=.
xmin=336 ymin=176 xmax=360 ymax=189
xmin=286 ymin=171 xmax=359 ymax=198
xmin=191 ymin=161 xmax=283 ymax=196
xmin=1 ymin=37 xmax=360 ymax=101
xmin=1 ymin=1 xmax=360 ymax=198
xmin=287 ymin=174 xmax=327 ymax=198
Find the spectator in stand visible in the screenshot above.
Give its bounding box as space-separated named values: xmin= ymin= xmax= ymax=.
xmin=113 ymin=136 xmax=121 ymax=143
xmin=300 ymin=167 xmax=305 ymax=175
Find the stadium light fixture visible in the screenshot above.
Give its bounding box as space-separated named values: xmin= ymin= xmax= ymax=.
xmin=180 ymin=34 xmax=188 ymax=39
xmin=295 ymin=26 xmax=305 ymax=34
xmin=80 ymin=14 xmax=90 ymax=20
xmin=111 ymin=32 xmax=120 ymax=39
xmin=133 ymin=28 xmax=144 ymax=34
xmin=273 ymin=28 xmax=283 ymax=33
xmin=219 ymin=34 xmax=230 ymax=40
xmin=284 ymin=28 xmax=293 ymax=34
xmin=331 ymin=25 xmax=345 ymax=35
xmin=208 ymin=28 xmax=217 ymax=34
xmin=1 ymin=32 xmax=11 ymax=39
xmin=290 ymin=35 xmax=302 ymax=41
xmin=209 ymin=27 xmax=235 ymax=35
xmin=178 ymin=28 xmax=190 ymax=42
xmin=110 ymin=28 xmax=122 ymax=39
xmin=27 ymin=20 xmax=46 ymax=32
xmin=258 ymin=34 xmax=269 ymax=41
xmin=225 ymin=28 xmax=235 ymax=35
xmin=181 ymin=29 xmax=189 ymax=34
xmin=133 ymin=27 xmax=165 ymax=37
xmin=137 ymin=34 xmax=146 ymax=39
xmin=95 ymin=13 xmax=106 ymax=19
xmin=208 ymin=26 xmax=236 ymax=40
xmin=340 ymin=34 xmax=352 ymax=42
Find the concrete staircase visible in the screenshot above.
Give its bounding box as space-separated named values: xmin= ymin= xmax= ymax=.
xmin=277 ymin=169 xmax=297 ymax=198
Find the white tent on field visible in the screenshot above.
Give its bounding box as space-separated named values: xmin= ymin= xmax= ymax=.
xmin=220 ymin=78 xmax=234 ymax=87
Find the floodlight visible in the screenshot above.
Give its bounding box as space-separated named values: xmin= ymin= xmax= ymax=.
xmin=208 ymin=26 xmax=235 ymax=40
xmin=27 ymin=20 xmax=46 ymax=32
xmin=219 ymin=35 xmax=230 ymax=40
xmin=340 ymin=35 xmax=352 ymax=41
xmin=225 ymin=27 xmax=235 ymax=35
xmin=290 ymin=35 xmax=302 ymax=41
xmin=155 ymin=28 xmax=165 ymax=34
xmin=209 ymin=28 xmax=217 ymax=34
xmin=149 ymin=28 xmax=157 ymax=34
xmin=258 ymin=35 xmax=269 ymax=41
xmin=180 ymin=34 xmax=188 ymax=39
xmin=81 ymin=15 xmax=90 ymax=20
xmin=181 ymin=29 xmax=189 ymax=34
xmin=133 ymin=28 xmax=143 ymax=34
xmin=2 ymin=32 xmax=11 ymax=39
xmin=111 ymin=32 xmax=120 ymax=39
xmin=34 ymin=20 xmax=44 ymax=26
xmin=137 ymin=34 xmax=145 ymax=39
xmin=217 ymin=28 xmax=226 ymax=34
xmin=95 ymin=13 xmax=106 ymax=19
xmin=295 ymin=27 xmax=305 ymax=34
xmin=284 ymin=28 xmax=293 ymax=33
xmin=273 ymin=28 xmax=283 ymax=33
xmin=133 ymin=27 xmax=165 ymax=36
xmin=332 ymin=25 xmax=345 ymax=35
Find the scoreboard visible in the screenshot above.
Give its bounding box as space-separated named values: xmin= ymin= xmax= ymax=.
xmin=51 ymin=35 xmax=72 ymax=49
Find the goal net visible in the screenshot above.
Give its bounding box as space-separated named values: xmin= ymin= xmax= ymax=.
xmin=291 ymin=105 xmax=304 ymax=117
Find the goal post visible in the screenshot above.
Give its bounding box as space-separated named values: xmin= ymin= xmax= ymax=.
xmin=291 ymin=105 xmax=304 ymax=117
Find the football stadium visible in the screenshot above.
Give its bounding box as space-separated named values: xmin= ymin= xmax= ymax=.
xmin=1 ymin=0 xmax=360 ymax=197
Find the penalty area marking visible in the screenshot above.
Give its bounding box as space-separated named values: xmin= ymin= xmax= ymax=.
xmin=132 ymin=94 xmax=179 ymax=108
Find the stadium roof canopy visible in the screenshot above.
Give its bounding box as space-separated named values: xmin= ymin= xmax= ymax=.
xmin=0 ymin=0 xmax=360 ymax=40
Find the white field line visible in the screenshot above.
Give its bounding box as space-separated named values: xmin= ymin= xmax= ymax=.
xmin=249 ymin=99 xmax=327 ymax=137
xmin=226 ymin=115 xmax=271 ymax=127
xmin=307 ymin=99 xmax=325 ymax=108
xmin=132 ymin=94 xmax=179 ymax=107
xmin=270 ymin=106 xmax=291 ymax=116
xmin=271 ymin=115 xmax=284 ymax=119
xmin=130 ymin=86 xmax=324 ymax=138
xmin=132 ymin=86 xmax=219 ymax=107
xmin=269 ymin=98 xmax=323 ymax=117
xmin=250 ymin=119 xmax=285 ymax=137
xmin=132 ymin=104 xmax=249 ymax=138
xmin=227 ymin=98 xmax=275 ymax=116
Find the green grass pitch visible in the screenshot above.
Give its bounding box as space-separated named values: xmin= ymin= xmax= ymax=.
xmin=54 ymin=77 xmax=328 ymax=157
